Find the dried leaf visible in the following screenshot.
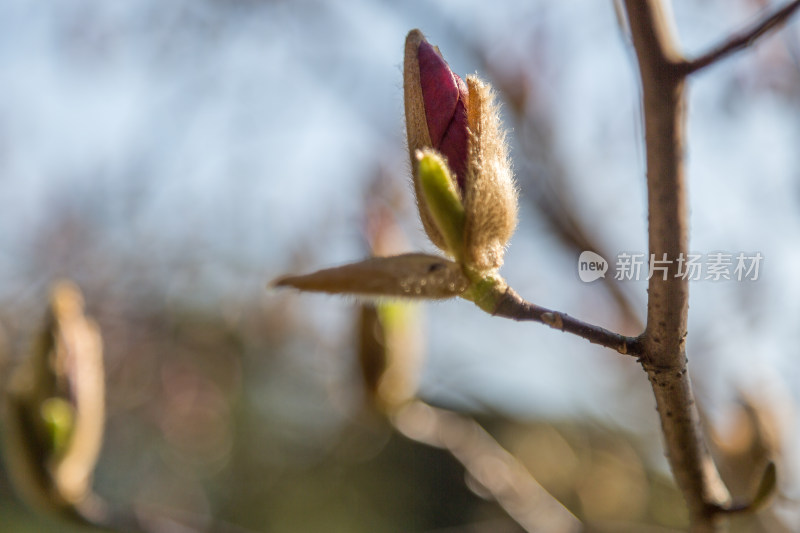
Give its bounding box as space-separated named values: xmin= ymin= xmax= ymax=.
xmin=273 ymin=253 xmax=469 ymax=299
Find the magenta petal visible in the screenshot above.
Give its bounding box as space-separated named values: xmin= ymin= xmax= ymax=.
xmin=418 ymin=40 xmax=459 ymax=147
xmin=439 ymin=99 xmax=469 ymax=192
xmin=418 ymin=39 xmax=470 ymax=191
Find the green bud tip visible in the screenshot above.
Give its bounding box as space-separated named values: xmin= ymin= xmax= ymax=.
xmin=416 ymin=149 xmax=465 ymax=260
xmin=40 ymin=397 xmax=75 ymax=456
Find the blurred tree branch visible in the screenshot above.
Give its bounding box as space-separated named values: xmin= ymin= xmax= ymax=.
xmin=393 ymin=401 xmax=582 ymax=533
xmin=685 ymin=0 xmax=800 ymax=74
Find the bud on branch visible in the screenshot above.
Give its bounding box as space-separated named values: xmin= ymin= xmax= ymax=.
xmin=405 ymin=29 xmax=517 ymax=272
xmin=274 ymin=30 xmax=519 ymax=313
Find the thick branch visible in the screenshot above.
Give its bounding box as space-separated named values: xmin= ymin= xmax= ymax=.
xmin=491 ymin=286 xmax=640 ymax=357
xmin=623 ymin=1 xmax=730 ymax=531
xmin=625 ymin=0 xmax=688 ymax=363
xmin=685 ymin=0 xmax=800 ymax=74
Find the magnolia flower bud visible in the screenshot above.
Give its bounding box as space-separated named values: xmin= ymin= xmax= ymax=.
xmin=404 ymin=29 xmax=517 ymax=272
xmin=272 ymin=31 xmax=521 ymax=306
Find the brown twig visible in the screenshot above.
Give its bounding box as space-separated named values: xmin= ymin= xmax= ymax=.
xmin=685 ymin=0 xmax=800 ymax=74
xmin=491 ymin=286 xmax=640 ymax=357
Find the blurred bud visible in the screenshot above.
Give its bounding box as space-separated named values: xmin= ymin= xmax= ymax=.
xmin=404 ymin=29 xmax=518 ymax=272
xmin=3 ymin=281 xmax=105 ymax=516
xmin=708 ymin=391 xmax=785 ymax=515
xmin=358 ymin=302 xmax=422 ymax=414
